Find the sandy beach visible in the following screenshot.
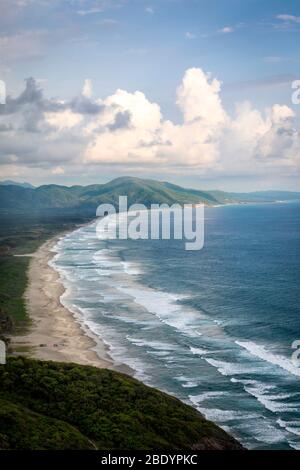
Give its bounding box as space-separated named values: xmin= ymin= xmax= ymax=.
xmin=12 ymin=233 xmax=123 ymax=371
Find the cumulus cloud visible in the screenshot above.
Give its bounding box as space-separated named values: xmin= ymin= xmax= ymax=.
xmin=45 ymin=109 xmax=83 ymax=130
xmin=176 ymin=68 xmax=227 ymax=126
xmin=0 ymin=77 xmax=91 ymax=168
xmin=0 ymin=68 xmax=299 ymax=179
xmin=84 ymin=88 xmax=163 ymax=164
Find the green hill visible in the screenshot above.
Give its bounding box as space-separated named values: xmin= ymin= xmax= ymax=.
xmin=0 ymin=356 xmax=243 ymax=450
xmin=0 ymin=180 xmax=35 ymax=189
xmin=1 ymin=176 xmax=299 ymax=216
xmin=0 ymin=177 xmax=218 ymax=214
xmin=0 ymin=398 xmax=94 ymax=450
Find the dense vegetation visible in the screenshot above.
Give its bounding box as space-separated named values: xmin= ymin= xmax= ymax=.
xmin=0 ymin=357 xmax=243 ymax=450
xmin=0 ymin=398 xmax=94 ymax=450
xmin=1 ymin=176 xmax=297 ymax=216
xmin=0 ymin=177 xmax=300 ymax=216
xmin=0 ymin=177 xmax=219 ymax=214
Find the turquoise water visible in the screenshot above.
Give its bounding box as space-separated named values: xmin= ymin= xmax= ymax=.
xmin=51 ymin=202 xmax=300 ymax=449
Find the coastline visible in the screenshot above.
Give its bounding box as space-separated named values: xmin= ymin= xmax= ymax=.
xmin=11 ymin=232 xmax=129 ymax=373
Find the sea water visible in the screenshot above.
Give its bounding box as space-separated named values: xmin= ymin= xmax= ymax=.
xmin=51 ymin=202 xmax=300 ymax=449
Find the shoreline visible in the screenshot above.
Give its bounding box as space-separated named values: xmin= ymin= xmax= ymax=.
xmin=10 ymin=201 xmax=287 ymax=370
xmin=11 ymin=231 xmax=131 ymax=374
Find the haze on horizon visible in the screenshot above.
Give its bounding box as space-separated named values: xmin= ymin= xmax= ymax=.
xmin=0 ymin=0 xmax=300 ymax=192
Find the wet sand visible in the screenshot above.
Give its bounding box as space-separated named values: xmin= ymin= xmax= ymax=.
xmin=12 ymin=234 xmax=129 ymax=373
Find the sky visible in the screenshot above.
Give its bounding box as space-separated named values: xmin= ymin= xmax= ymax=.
xmin=0 ymin=0 xmax=300 ymax=191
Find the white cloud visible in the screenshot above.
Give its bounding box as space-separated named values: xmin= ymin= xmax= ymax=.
xmin=218 ymin=26 xmax=234 ymax=34
xmin=98 ymin=18 xmax=119 ymax=26
xmin=277 ymin=14 xmax=300 ymax=24
xmin=1 ymin=69 xmax=300 ymax=179
xmin=270 ymin=104 xmax=294 ymax=123
xmin=76 ymin=0 xmax=125 ymax=16
xmin=77 ymin=8 xmax=103 ymax=15
xmin=85 ymin=88 xmax=162 ymax=163
xmin=176 ymin=68 xmax=227 ymax=127
xmin=52 ymin=166 xmax=65 ymax=175
xmin=185 ymin=31 xmax=196 ymax=39
xmin=84 ymin=72 xmax=224 ymax=168
xmin=145 ymin=6 xmax=154 ymax=14
xmin=82 ymin=79 xmax=93 ymax=98
xmin=83 ymin=68 xmax=300 ymax=175
xmin=45 ymin=109 xmax=83 ymax=130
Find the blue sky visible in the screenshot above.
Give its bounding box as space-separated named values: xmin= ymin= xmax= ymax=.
xmin=0 ymin=0 xmax=300 ymax=190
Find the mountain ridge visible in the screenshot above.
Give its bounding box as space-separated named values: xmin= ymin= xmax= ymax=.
xmin=0 ymin=180 xmax=35 ymax=189
xmin=0 ymin=176 xmax=299 ymax=215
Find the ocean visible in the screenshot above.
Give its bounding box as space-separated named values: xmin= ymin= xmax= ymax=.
xmin=50 ymin=202 xmax=300 ymax=450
